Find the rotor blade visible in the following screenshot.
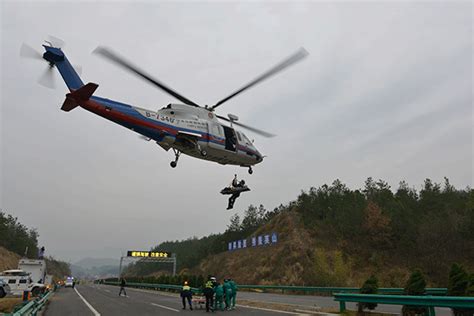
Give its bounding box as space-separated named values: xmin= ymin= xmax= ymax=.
xmin=20 ymin=43 xmax=43 ymax=60
xmin=38 ymin=67 xmax=55 ymax=89
xmin=93 ymin=46 xmax=200 ymax=107
xmin=211 ymin=48 xmax=309 ymax=110
xmin=216 ymin=115 xmax=275 ymax=138
xmin=47 ymin=35 xmax=65 ymax=48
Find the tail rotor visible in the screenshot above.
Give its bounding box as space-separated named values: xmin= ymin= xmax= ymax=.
xmin=20 ymin=37 xmax=81 ymax=89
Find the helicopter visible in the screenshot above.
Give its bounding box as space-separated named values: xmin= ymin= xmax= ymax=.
xmin=21 ymin=40 xmax=308 ymax=174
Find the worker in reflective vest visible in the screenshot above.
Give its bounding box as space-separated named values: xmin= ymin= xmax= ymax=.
xmin=180 ymin=281 xmax=193 ymax=310
xmin=203 ymin=278 xmax=215 ymax=312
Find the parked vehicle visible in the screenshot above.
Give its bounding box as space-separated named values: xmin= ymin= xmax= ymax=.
xmin=0 ymin=279 xmax=11 ymax=298
xmin=0 ymin=270 xmax=46 ymax=296
xmin=18 ymin=259 xmax=47 ymax=284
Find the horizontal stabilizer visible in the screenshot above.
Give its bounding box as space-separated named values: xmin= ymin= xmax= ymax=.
xmin=61 ymin=98 xmax=78 ymax=112
xmin=70 ymin=82 xmax=98 ymax=100
xmin=61 ymin=82 xmax=98 ymax=112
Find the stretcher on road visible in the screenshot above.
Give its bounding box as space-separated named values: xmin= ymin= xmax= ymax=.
xmin=192 ymin=296 xmax=206 ymax=309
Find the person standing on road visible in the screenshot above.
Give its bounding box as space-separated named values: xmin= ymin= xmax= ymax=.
xmin=223 ymin=279 xmax=233 ymax=310
xmin=203 ymin=277 xmax=215 ymax=312
xmin=214 ymin=282 xmax=224 ymax=311
xmin=229 ymin=278 xmax=237 ymax=309
xmin=181 ymin=281 xmax=193 ymax=310
xmin=118 ymin=278 xmax=127 ymax=297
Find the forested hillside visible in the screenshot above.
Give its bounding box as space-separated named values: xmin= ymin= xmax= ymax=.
xmin=0 ymin=210 xmax=71 ymax=280
xmin=125 ymin=178 xmax=474 ymax=286
xmin=0 ymin=211 xmax=39 ymax=258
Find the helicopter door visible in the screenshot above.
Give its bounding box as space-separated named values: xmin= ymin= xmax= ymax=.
xmin=222 ymin=125 xmax=237 ymax=152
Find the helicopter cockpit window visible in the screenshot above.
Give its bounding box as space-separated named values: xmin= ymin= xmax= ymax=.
xmin=242 ymin=133 xmax=252 ymax=145
xmin=236 ymin=132 xmax=242 ymax=141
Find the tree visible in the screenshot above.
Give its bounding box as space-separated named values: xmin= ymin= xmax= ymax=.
xmin=227 ymin=214 xmax=241 ymax=232
xmin=362 ymin=201 xmax=393 ymax=249
xmin=448 ymin=264 xmax=474 ymax=316
xmin=402 ymin=269 xmax=427 ymax=316
xmin=358 ymin=275 xmax=378 ymax=314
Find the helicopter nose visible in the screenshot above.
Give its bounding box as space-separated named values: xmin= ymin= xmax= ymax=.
xmin=256 ymin=153 xmax=264 ymax=163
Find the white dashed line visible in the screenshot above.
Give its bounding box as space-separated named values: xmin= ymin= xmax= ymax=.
xmin=151 ymin=302 xmax=180 ymax=312
xmin=74 ymin=287 xmax=101 ymax=316
xmin=237 ymin=304 xmax=307 ymax=315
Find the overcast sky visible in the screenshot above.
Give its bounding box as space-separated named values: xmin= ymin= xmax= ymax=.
xmin=1 ymin=1 xmax=472 ymax=263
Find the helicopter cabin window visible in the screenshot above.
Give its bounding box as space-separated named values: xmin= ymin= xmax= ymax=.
xmin=236 ymin=132 xmax=242 ymax=142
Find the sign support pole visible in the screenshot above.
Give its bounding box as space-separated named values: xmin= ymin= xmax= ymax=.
xmin=118 ymin=256 xmax=124 ymax=279
xmin=172 ymin=253 xmax=176 ymax=276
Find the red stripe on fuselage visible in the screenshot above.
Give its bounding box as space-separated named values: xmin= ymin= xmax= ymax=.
xmin=79 ymin=99 xmax=259 ymax=157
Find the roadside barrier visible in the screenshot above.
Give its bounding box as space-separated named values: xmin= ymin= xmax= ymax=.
xmin=102 ymin=281 xmax=446 ymax=296
xmin=103 ymin=281 xmax=201 ymax=294
xmin=334 ymin=293 xmax=474 ymax=316
xmin=235 ymin=285 xmax=447 ymax=295
xmin=7 ymin=290 xmax=54 ymax=316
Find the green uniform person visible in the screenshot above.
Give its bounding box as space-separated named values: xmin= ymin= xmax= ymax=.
xmin=229 ymin=279 xmax=237 ymax=309
xmin=214 ymin=283 xmax=224 ymax=311
xmin=223 ymin=279 xmax=233 ymax=310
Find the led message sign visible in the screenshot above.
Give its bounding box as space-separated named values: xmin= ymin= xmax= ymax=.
xmin=127 ymin=251 xmax=171 ymax=258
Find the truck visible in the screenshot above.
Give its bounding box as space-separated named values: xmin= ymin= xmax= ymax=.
xmin=18 ymin=259 xmax=47 ymax=284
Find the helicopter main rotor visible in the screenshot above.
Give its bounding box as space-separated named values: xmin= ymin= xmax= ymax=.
xmin=93 ymin=46 xmax=308 ymax=138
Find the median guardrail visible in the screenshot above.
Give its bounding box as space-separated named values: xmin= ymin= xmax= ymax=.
xmin=102 ymin=281 xmax=447 ymax=296
xmin=103 ymin=281 xmax=201 ymax=294
xmin=7 ymin=290 xmax=54 ymax=316
xmin=334 ymin=293 xmax=474 ymax=316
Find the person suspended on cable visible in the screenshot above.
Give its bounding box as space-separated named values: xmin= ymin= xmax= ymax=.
xmin=221 ymin=174 xmax=250 ymax=210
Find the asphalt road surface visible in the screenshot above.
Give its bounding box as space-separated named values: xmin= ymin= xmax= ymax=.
xmin=44 ymin=284 xmax=452 ymax=316
xmin=237 ymin=291 xmax=451 ymax=316
xmin=44 ymin=284 xmax=305 ymax=316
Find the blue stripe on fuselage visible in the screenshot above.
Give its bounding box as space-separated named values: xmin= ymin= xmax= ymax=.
xmin=89 ymin=96 xmax=259 ymax=156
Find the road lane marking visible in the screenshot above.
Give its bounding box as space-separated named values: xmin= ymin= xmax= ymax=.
xmin=74 ymin=287 xmax=101 ymax=316
xmin=237 ymin=304 xmax=307 ymax=315
xmin=151 ymin=302 xmax=180 ymax=312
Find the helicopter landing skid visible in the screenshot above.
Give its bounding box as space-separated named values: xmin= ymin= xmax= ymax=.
xmin=170 ymin=148 xmax=181 ymax=168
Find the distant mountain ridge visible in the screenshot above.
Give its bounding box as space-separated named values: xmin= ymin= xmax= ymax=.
xmin=74 ymin=257 xmax=119 ymax=269
xmin=72 ymin=257 xmax=119 ymax=279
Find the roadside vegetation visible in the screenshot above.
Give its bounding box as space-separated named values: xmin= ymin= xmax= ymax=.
xmin=0 ymin=210 xmax=39 ymax=258
xmin=124 ymin=178 xmax=473 ymax=287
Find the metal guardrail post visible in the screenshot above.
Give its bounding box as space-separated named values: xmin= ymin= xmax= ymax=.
xmin=428 ymin=306 xmax=436 ymax=316
xmin=339 ymin=300 xmax=346 ymax=312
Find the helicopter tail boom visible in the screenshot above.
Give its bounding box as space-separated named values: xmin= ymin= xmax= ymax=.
xmin=42 ymin=45 xmax=84 ymax=91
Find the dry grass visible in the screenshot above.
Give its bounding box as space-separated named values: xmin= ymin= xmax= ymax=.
xmin=0 ymin=246 xmax=20 ymax=271
xmin=0 ymin=298 xmax=23 ymax=313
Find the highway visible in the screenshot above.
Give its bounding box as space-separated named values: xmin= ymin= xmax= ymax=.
xmin=44 ymin=284 xmax=305 ymax=316
xmin=44 ymin=284 xmax=452 ymax=315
